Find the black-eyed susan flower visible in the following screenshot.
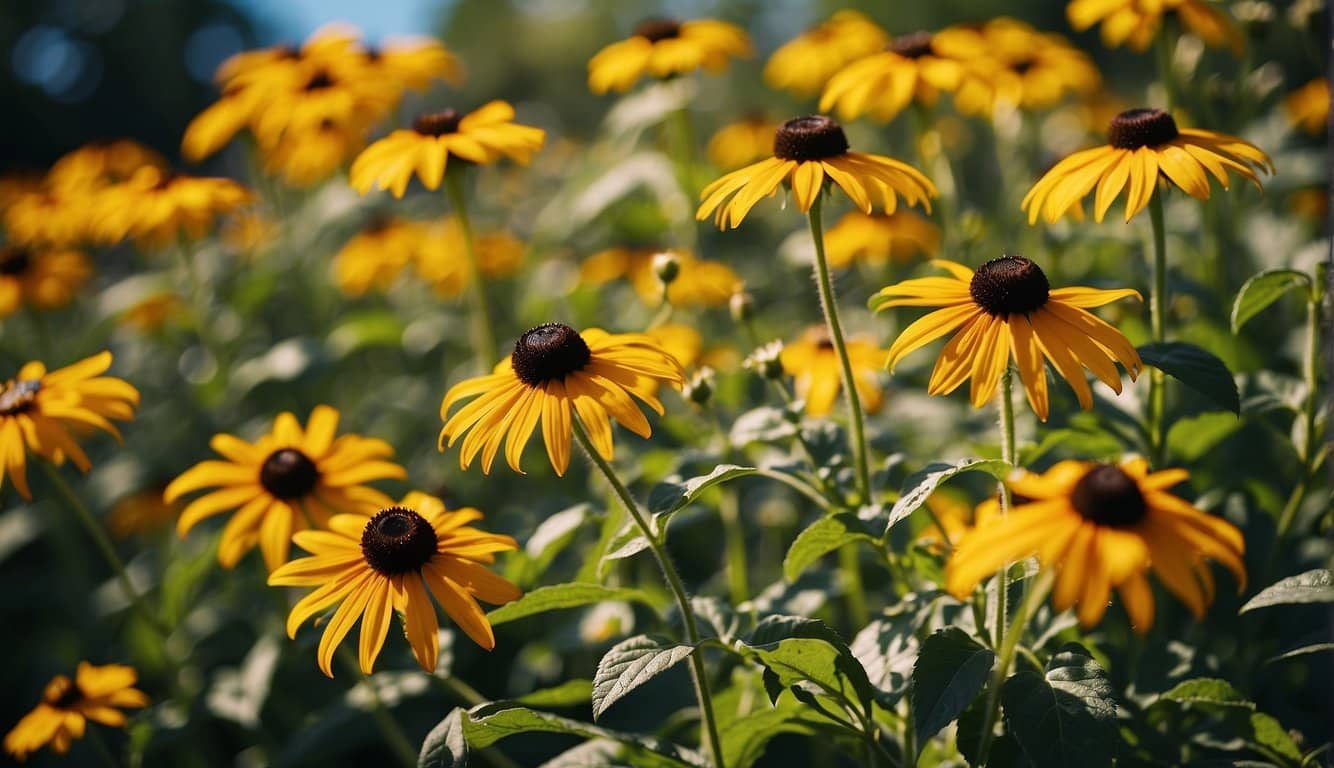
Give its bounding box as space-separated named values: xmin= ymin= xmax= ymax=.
xmin=4 ymin=662 xmax=149 ymax=761
xmin=763 ymin=10 xmax=888 ymax=97
xmin=262 ymin=119 xmax=365 ymax=187
xmin=818 ymin=29 xmax=986 ymax=123
xmin=1285 ymin=77 xmax=1329 ymax=135
xmin=269 ymin=492 xmax=519 ymax=676
xmin=95 ymin=166 xmax=252 ymax=247
xmin=331 ymin=217 xmax=424 ymax=297
xmin=587 ymin=17 xmax=752 ymax=95
xmin=414 ymin=217 xmax=525 ymax=298
xmin=1067 ymin=0 xmax=1243 ymax=54
xmin=697 ymin=115 xmax=935 ymax=229
xmin=1022 ymin=108 xmax=1273 ymax=224
xmin=953 ymin=19 xmax=1101 ymax=115
xmin=946 ymin=458 xmax=1246 ymax=630
xmin=873 ymin=255 xmax=1142 ymax=421
xmin=580 ymin=247 xmax=740 ymax=307
xmin=440 ymin=324 xmax=684 ymax=476
xmin=707 ymin=116 xmax=781 ymax=170
xmin=780 ymin=326 xmax=885 ymax=417
xmin=0 ymin=351 xmax=139 ymax=499
xmin=917 ymin=489 xmax=1001 ymax=552
xmin=0 ymin=246 xmax=91 ymax=317
xmin=167 ymin=405 xmax=406 ymax=571
xmin=3 ymin=188 xmax=90 ymax=247
xmin=349 ymin=103 xmax=545 ymax=198
xmin=823 ymin=210 xmax=939 ymax=269
xmin=647 ymin=323 xmax=703 ymax=370
xmin=46 ymin=139 xmax=165 ymax=196
xmin=365 ymin=37 xmax=464 ymax=92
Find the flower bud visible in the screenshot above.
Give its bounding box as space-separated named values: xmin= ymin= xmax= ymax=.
xmin=652 ymin=251 xmax=680 ymax=286
xmin=729 ymin=290 xmax=754 ymax=323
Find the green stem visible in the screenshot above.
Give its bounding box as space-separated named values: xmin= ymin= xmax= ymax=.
xmin=806 ymin=199 xmax=873 ymax=505
xmin=338 ymin=647 xmax=417 ymax=768
xmin=1148 ymin=195 xmax=1168 ymax=466
xmin=1154 ymin=30 xmax=1177 ymax=111
xmin=444 ymin=172 xmax=498 ymax=372
xmin=993 ymin=371 xmax=1017 ymax=649
xmin=571 ymin=420 xmax=726 ymax=768
xmin=86 ymin=727 xmax=120 ymax=768
xmin=1276 ymin=295 xmax=1322 ymax=539
xmin=40 ymin=461 xmax=170 ymax=638
xmin=975 ymin=571 xmax=1055 ymax=765
xmin=718 ymin=489 xmax=750 ymax=608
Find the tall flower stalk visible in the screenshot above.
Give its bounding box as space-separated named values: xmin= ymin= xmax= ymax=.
xmin=445 ymin=172 xmax=499 ymax=371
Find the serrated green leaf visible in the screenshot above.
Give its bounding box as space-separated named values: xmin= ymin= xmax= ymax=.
xmin=1001 ymin=644 xmax=1117 ymax=768
xmin=418 ymin=708 xmax=469 ymax=768
xmin=592 ymin=635 xmax=694 ymax=719
xmin=888 ymin=459 xmax=1010 ymax=535
xmin=487 ymin=583 xmax=655 ymax=626
xmin=461 ymin=703 xmax=703 ymax=766
xmin=598 ymin=523 xmax=651 ymax=577
xmin=514 ymin=679 xmax=594 ymax=707
xmin=745 ymin=616 xmax=874 ymax=716
xmin=782 ymin=513 xmax=879 ymax=582
xmin=911 ymin=627 xmax=994 ymax=748
xmin=1231 ymin=269 xmax=1310 ymax=332
xmin=1139 ymin=342 xmax=1240 ymax=415
xmin=1158 ymin=677 xmax=1254 ymax=710
xmin=648 ymin=465 xmax=758 ymax=517
xmin=1241 ymin=569 xmax=1334 ymax=613
xmin=1247 ymin=712 xmax=1301 ymax=763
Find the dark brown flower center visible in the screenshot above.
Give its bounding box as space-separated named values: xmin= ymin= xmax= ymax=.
xmin=969 ymin=255 xmax=1050 ymax=317
xmin=773 ymin=116 xmax=849 ymax=162
xmin=303 ymin=70 xmax=336 ymax=91
xmin=0 ymin=248 xmax=31 ymax=276
xmin=0 ymin=379 xmax=41 ymax=416
xmin=361 ymin=506 xmax=439 ymax=574
xmin=1012 ymin=56 xmax=1036 ymax=75
xmin=511 ymin=323 xmax=591 ymax=386
xmin=259 ymin=448 xmax=319 ymax=499
xmin=1108 ymin=108 xmax=1179 ymax=149
xmin=1070 ymin=464 xmax=1147 ymax=527
xmin=634 ymin=18 xmax=682 ymax=43
xmin=413 ymin=109 xmax=463 ymax=136
xmin=888 ymin=31 xmax=934 ymax=58
xmin=50 ymin=680 xmax=82 ymax=710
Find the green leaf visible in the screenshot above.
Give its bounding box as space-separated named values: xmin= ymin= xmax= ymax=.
xmin=514 ymin=679 xmax=594 ymax=708
xmin=326 ymin=311 xmax=405 ymax=357
xmin=1266 ymin=642 xmax=1334 ymax=664
xmin=746 ymin=616 xmax=874 ymax=716
xmin=598 ymin=523 xmax=652 ymax=578
xmin=850 ymin=611 xmax=921 ymax=707
xmin=911 ymin=627 xmax=994 ymax=748
xmin=592 ymin=635 xmax=694 ymax=719
xmin=1158 ymin=678 xmax=1255 ymax=710
xmin=460 ymin=703 xmax=703 ymax=766
xmin=1231 ymin=269 xmax=1310 ymax=332
xmin=888 ymin=459 xmax=1010 ymax=534
xmin=1139 ymin=342 xmax=1240 ymax=415
xmin=647 ymin=465 xmax=758 ymax=517
xmin=1167 ymin=411 xmax=1244 ymax=462
xmin=487 ymin=583 xmax=655 ymax=626
xmin=719 ymin=706 xmax=820 ymax=768
xmin=730 ymin=406 xmax=797 ymax=446
xmin=1247 ymin=712 xmax=1301 ymax=763
xmin=782 ymin=513 xmax=879 ymax=582
xmin=521 ymin=504 xmax=594 ymax=582
xmin=1240 ymin=569 xmax=1334 ymax=613
xmin=418 ymin=708 xmax=469 ymax=768
xmin=1001 ymin=644 xmax=1117 ymax=768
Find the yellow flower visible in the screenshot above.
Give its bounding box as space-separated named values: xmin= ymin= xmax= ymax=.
xmin=220 ymin=209 xmax=278 ymax=254
xmin=0 ymin=246 xmax=92 ymax=317
xmin=3 ymin=189 xmax=90 ymax=246
xmin=707 ymin=117 xmax=781 ymax=170
xmin=440 ymin=324 xmax=684 ymax=476
xmin=764 ymin=10 xmax=888 ymax=97
xmin=823 ymin=210 xmax=939 ymax=269
xmin=4 ymin=662 xmax=149 ymax=761
xmin=349 ymin=102 xmax=545 ymax=198
xmin=414 ymin=217 xmax=526 ymax=298
xmin=953 ymin=19 xmax=1101 ymax=115
xmin=780 ymin=326 xmax=885 ymax=417
xmin=917 ymin=489 xmax=999 ymax=552
xmin=1022 ymin=108 xmax=1272 ymax=224
xmin=647 ymin=323 xmax=703 ymax=370
xmin=332 ymin=217 xmax=424 ymax=297
xmin=108 ymin=487 xmax=180 ymax=539
xmin=946 ymin=458 xmax=1246 ymax=630
xmin=697 ymin=115 xmax=935 ymax=229
xmin=46 ymin=140 xmax=165 ymax=195
xmin=119 ymin=292 xmax=185 ymax=333
xmin=269 ymin=491 xmax=520 ymax=676
xmin=588 ymin=17 xmax=752 ymax=94
xmin=580 ymin=248 xmax=740 ymax=307
xmin=1068 ymin=0 xmax=1243 ymax=53
xmin=166 ymin=405 xmax=406 ymax=571
xmin=366 ymin=36 xmax=465 ymax=91
xmin=818 ymin=29 xmax=987 ymax=123
xmin=262 ymin=120 xmax=365 ymax=187
xmin=873 ymin=256 xmax=1141 ymax=421
xmin=1285 ymin=77 xmax=1329 ymax=135
xmin=95 ymin=166 xmax=252 ymax=247
xmin=0 ymin=351 xmax=138 ymax=499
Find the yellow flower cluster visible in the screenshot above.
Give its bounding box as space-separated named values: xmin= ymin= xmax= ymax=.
xmin=333 ymin=216 xmax=525 ymax=298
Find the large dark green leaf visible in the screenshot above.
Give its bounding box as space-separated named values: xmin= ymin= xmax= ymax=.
xmin=1231 ymin=269 xmax=1310 ymax=332
xmin=745 ymin=616 xmax=874 ymax=716
xmin=1240 ymin=569 xmax=1334 ymax=613
xmin=782 ymin=513 xmax=879 ymax=581
xmin=1001 ymin=644 xmax=1117 ymax=768
xmin=418 ymin=708 xmax=469 ymax=768
xmin=1139 ymin=342 xmax=1240 ymax=415
xmin=719 ymin=705 xmax=820 ymax=768
xmin=850 ymin=611 xmax=921 ymax=707
xmin=911 ymin=627 xmax=994 ymax=747
xmin=459 ymin=703 xmax=704 ymax=766
xmin=647 ymin=465 xmax=758 ymax=517
xmin=592 ymin=635 xmax=694 ymax=719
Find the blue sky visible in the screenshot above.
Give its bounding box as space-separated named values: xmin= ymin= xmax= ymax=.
xmin=234 ymin=0 xmax=450 ymax=42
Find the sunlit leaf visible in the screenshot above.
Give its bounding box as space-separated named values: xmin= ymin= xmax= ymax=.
xmin=487 ymin=583 xmax=656 ymax=626
xmin=1231 ymin=269 xmax=1310 ymax=333
xmin=592 ymin=635 xmax=694 ymax=719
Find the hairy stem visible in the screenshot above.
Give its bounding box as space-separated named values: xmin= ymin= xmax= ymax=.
xmin=1147 ymin=194 xmax=1169 ymax=466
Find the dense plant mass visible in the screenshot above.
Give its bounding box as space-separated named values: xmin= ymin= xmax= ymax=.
xmin=1 ymin=3 xmax=1329 ymax=767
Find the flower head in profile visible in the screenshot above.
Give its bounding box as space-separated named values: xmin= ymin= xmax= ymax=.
xmin=824 ymin=210 xmax=939 ymax=269
xmin=780 ymin=326 xmax=885 ymax=417
xmin=414 ymin=218 xmax=525 ymax=298
xmin=269 ymin=492 xmax=520 ymax=676
xmin=647 ymin=323 xmax=704 ymax=370
xmin=332 ymin=217 xmax=423 ymax=297
xmin=166 ymin=405 xmax=406 ymax=571
xmin=819 ymin=29 xmax=986 ymax=123
xmin=262 ymin=120 xmax=366 ymax=187
xmin=4 ymin=662 xmax=149 ymax=761
xmin=764 ymin=11 xmax=888 ymax=97
xmin=3 ymin=188 xmax=92 ymax=247
xmin=95 ymin=166 xmax=252 ymax=247
xmin=440 ymin=324 xmax=684 ymax=476
xmin=707 ymin=116 xmax=781 ymax=170
xmin=953 ymin=19 xmax=1101 ymax=115
xmin=1285 ymin=77 xmax=1329 ymax=136
xmin=1067 ymin=0 xmax=1243 ymax=54
xmin=0 ymin=351 xmax=139 ymax=499
xmin=0 ymin=246 xmax=91 ymax=317
xmin=580 ymin=248 xmax=740 ymax=307
xmin=349 ymin=102 xmax=545 ymax=198
xmin=588 ymin=17 xmax=752 ymax=94
xmin=697 ymin=115 xmax=935 ymax=229
xmin=46 ymin=139 xmax=166 ymax=196
xmin=947 ymin=458 xmax=1246 ymax=630
xmin=873 ymin=256 xmax=1141 ymax=421
xmin=1022 ymin=108 xmax=1272 ymax=224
